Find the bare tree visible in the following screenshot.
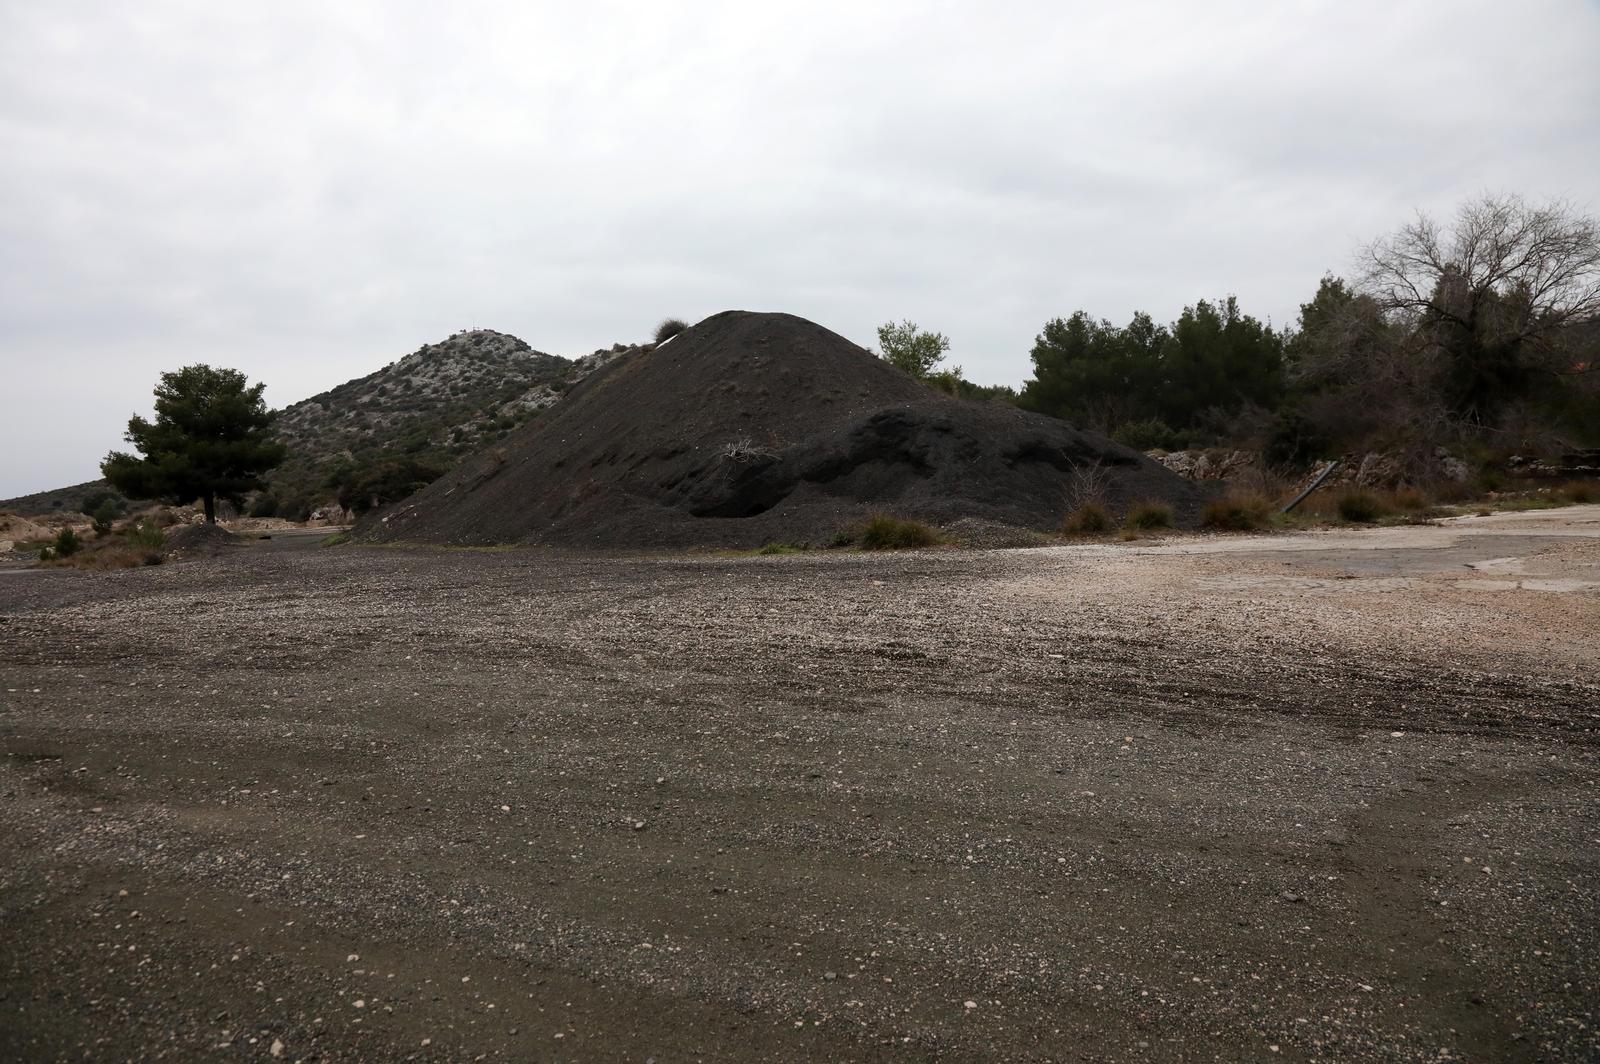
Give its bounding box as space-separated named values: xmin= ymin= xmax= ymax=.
xmin=1063 ymin=458 xmax=1110 ymax=511
xmin=1359 ymin=194 xmax=1600 ymax=424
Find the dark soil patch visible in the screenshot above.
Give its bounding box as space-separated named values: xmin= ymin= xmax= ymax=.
xmin=163 ymin=523 xmax=243 ymax=557
xmin=365 ymin=311 xmax=1204 ymax=548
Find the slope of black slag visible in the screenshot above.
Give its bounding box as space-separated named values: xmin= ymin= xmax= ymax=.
xmin=363 ymin=310 xmax=1204 ymax=548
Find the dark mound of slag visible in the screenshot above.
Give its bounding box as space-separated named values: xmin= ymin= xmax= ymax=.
xmin=365 ymin=311 xmax=1205 ymax=548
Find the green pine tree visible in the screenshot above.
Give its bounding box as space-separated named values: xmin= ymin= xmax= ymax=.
xmin=102 ymin=365 xmax=288 ymax=525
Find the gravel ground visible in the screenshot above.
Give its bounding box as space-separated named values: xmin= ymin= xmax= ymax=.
xmin=1 ymin=509 xmax=1596 ymax=1062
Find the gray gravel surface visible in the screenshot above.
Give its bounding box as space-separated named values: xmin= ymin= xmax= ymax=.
xmin=1 ymin=510 xmax=1596 ymax=1062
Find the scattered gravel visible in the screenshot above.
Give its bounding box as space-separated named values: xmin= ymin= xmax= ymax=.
xmin=0 ymin=511 xmax=1595 ymax=1062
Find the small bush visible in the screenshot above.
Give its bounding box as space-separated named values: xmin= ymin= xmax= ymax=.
xmin=1201 ymin=494 xmax=1272 ymax=531
xmin=124 ymin=519 xmax=165 ymax=550
xmin=1336 ymin=489 xmax=1386 ymax=523
xmin=51 ymin=528 xmax=82 ymax=557
xmin=1122 ymin=501 xmax=1173 ymax=531
xmin=858 ymin=515 xmax=939 ymax=550
xmin=757 ymin=541 xmax=804 ymax=555
xmin=1062 ymin=501 xmax=1114 ymax=535
xmin=322 ymin=532 xmax=350 ymax=548
xmin=90 ymin=501 xmax=118 ymax=536
xmin=1111 ymin=419 xmax=1183 ymax=452
xmin=826 ymin=528 xmax=855 ymax=549
xmin=654 ymin=318 xmax=689 ymax=344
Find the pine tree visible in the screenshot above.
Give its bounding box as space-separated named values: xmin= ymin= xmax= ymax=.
xmin=102 ymin=365 xmax=287 ymax=525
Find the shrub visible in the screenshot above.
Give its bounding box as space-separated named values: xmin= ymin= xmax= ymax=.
xmin=1062 ymin=501 xmax=1114 ymax=535
xmin=654 ymin=318 xmax=689 ymax=344
xmin=322 ymin=532 xmax=350 ymax=548
xmin=1112 ymin=419 xmax=1183 ymax=452
xmin=1122 ymin=501 xmax=1173 ymax=531
xmin=757 ymin=541 xmax=804 ymax=555
xmin=51 ymin=528 xmax=82 ymax=557
xmin=826 ymin=528 xmax=855 ymax=549
xmin=1201 ymin=494 xmax=1272 ymax=531
xmin=90 ymin=501 xmax=118 ymax=536
xmin=1336 ymin=489 xmax=1386 ymax=523
xmin=124 ymin=519 xmax=165 ymax=550
xmin=80 ymin=489 xmax=127 ymax=517
xmin=858 ymin=515 xmax=939 ymax=550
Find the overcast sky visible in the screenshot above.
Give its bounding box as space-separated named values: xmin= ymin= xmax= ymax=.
xmin=2 ymin=1 xmax=1598 ymax=497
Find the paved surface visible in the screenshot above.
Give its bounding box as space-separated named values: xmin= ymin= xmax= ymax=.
xmin=1 ymin=509 xmax=1596 ymax=1062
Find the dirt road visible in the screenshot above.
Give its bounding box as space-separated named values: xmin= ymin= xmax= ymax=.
xmin=2 ymin=509 xmax=1597 ymax=1062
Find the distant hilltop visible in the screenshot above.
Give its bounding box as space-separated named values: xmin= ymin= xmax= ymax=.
xmin=1 ymin=329 xmax=642 ymax=520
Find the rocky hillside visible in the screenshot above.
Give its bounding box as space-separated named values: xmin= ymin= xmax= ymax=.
xmin=262 ymin=330 xmax=635 ymax=516
xmin=4 ymin=330 xmax=640 ymax=521
xmin=369 ymin=311 xmax=1202 ymax=549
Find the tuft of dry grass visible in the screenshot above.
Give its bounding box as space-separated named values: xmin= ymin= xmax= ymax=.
xmin=1387 ymin=485 xmax=1429 ymax=511
xmin=858 ymin=515 xmax=940 ymax=550
xmin=1335 ymin=489 xmax=1387 ymax=523
xmin=1122 ymin=501 xmax=1173 ymax=531
xmin=1559 ymin=480 xmax=1598 ymax=505
xmin=1201 ymin=493 xmax=1273 ymax=531
xmin=43 ymin=544 xmax=163 ymax=570
xmin=1062 ymin=501 xmax=1114 ymax=536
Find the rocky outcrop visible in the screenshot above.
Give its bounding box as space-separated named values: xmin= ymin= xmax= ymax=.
xmin=1147 ymin=449 xmax=1259 ymax=480
xmin=1154 ymin=447 xmax=1473 ymax=487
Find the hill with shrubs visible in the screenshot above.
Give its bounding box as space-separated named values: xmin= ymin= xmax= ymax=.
xmin=256 ymin=330 xmax=638 ymax=518
xmin=365 ymin=310 xmax=1203 ymax=549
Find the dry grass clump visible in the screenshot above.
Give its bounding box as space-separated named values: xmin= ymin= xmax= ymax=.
xmin=46 ymin=544 xmax=164 ymax=570
xmin=1122 ymin=501 xmax=1173 ymax=531
xmin=1296 ymin=483 xmax=1449 ymax=523
xmin=1062 ymin=501 xmax=1114 ymax=536
xmin=1560 ymin=480 xmax=1599 ymax=504
xmin=858 ymin=514 xmax=940 ymax=550
xmin=1387 ymin=485 xmax=1429 ymax=511
xmin=1335 ymin=489 xmax=1387 ymax=523
xmin=1201 ymin=493 xmax=1273 ymax=531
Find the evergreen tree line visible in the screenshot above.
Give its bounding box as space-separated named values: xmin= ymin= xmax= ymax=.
xmin=1012 ymin=194 xmax=1600 ymax=470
